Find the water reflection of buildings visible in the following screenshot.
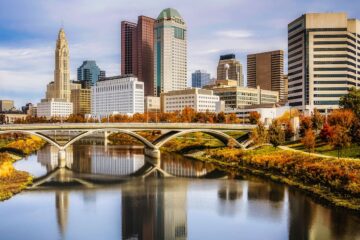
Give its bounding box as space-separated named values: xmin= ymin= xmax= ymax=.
xmin=37 ymin=145 xmax=73 ymax=171
xmin=161 ymin=152 xmax=215 ymax=177
xmin=122 ymin=180 xmax=187 ymax=240
xmin=37 ymin=144 xmax=145 ymax=176
xmin=72 ymin=145 xmax=145 ymax=176
xmin=55 ymin=191 xmax=69 ymax=237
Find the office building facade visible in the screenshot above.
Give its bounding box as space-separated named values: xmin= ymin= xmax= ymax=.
xmin=288 ymin=13 xmax=360 ymax=113
xmin=204 ymin=80 xmax=279 ymax=110
xmin=247 ymin=50 xmax=287 ymax=102
xmin=121 ymin=16 xmax=155 ymax=96
xmin=160 ymin=88 xmax=221 ymax=113
xmin=0 ymin=100 xmax=15 ymax=112
xmin=91 ymin=75 xmax=144 ymax=117
xmin=154 ymin=8 xmax=187 ymax=96
xmin=144 ymin=96 xmax=161 ymax=113
xmin=217 ymin=54 xmax=244 ymax=86
xmin=191 ymin=70 xmax=211 ymax=88
xmin=71 ymin=88 xmax=91 ymax=115
xmin=37 ymin=99 xmax=73 ymax=119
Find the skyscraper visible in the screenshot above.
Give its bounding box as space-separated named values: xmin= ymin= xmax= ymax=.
xmin=77 ymin=60 xmax=105 ymax=88
xmin=217 ymin=54 xmax=244 ymax=86
xmin=191 ymin=70 xmax=211 ymax=88
xmin=247 ymin=50 xmax=287 ymax=102
xmin=45 ymin=28 xmax=71 ymax=101
xmin=54 ymin=28 xmax=70 ymax=101
xmin=154 ymin=8 xmax=187 ymax=96
xmin=288 ymin=13 xmax=360 ymax=113
xmin=121 ymin=16 xmax=155 ymax=96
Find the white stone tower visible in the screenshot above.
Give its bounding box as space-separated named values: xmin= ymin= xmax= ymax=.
xmin=54 ymin=28 xmax=70 ymax=101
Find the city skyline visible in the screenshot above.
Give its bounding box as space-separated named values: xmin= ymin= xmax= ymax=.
xmin=0 ymin=0 xmax=360 ymax=107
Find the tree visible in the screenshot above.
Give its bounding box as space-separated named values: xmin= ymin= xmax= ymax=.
xmin=319 ymin=123 xmax=333 ymax=143
xmin=302 ymin=129 xmax=315 ymax=154
xmin=328 ymin=109 xmax=355 ymax=130
xmin=268 ymin=119 xmax=285 ymax=148
xmin=339 ymin=87 xmax=360 ymax=118
xmin=248 ymin=112 xmax=261 ymax=124
xmin=330 ymin=125 xmax=352 ymax=158
xmin=227 ymin=113 xmax=238 ymax=124
xmin=311 ymin=109 xmax=324 ymax=132
xmin=284 ymin=120 xmax=295 ymax=140
xmin=217 ymin=112 xmax=226 ymax=123
xmin=250 ymin=122 xmax=268 ymax=145
xmin=299 ymin=115 xmax=312 ymax=137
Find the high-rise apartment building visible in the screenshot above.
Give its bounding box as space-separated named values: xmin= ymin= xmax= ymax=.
xmin=217 ymin=54 xmax=244 ymax=86
xmin=191 ymin=70 xmax=211 ymax=88
xmin=154 ymin=8 xmax=187 ymax=96
xmin=77 ymin=60 xmax=105 ymax=88
xmin=247 ymin=50 xmax=287 ymax=102
xmin=121 ymin=16 xmax=155 ymax=96
xmin=288 ymin=13 xmax=360 ymax=113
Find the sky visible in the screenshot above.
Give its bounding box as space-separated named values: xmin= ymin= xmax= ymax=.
xmin=0 ymin=0 xmax=360 ymax=108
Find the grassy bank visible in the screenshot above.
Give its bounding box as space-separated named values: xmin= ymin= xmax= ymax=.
xmin=0 ymin=135 xmax=46 ymax=201
xmin=181 ymin=146 xmax=360 ymax=212
xmin=285 ymin=139 xmax=360 ymax=159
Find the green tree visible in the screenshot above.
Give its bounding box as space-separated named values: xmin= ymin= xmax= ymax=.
xmin=339 ymin=87 xmax=360 ymax=118
xmin=268 ymin=119 xmax=285 ymax=148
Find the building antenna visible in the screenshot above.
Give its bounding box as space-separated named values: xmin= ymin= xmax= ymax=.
xmin=61 ymin=20 xmax=64 ymax=29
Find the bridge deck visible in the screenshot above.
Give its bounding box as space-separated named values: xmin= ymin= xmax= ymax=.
xmin=0 ymin=123 xmax=255 ymax=131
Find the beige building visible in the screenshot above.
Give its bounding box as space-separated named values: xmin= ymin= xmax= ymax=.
xmin=247 ymin=50 xmax=287 ymax=102
xmin=154 ymin=8 xmax=187 ymax=96
xmin=0 ymin=113 xmax=27 ymax=124
xmin=46 ymin=28 xmax=71 ymax=101
xmin=204 ymin=80 xmax=279 ymax=111
xmin=217 ymin=54 xmax=244 ymax=86
xmin=288 ymin=12 xmax=360 ymax=113
xmin=0 ymin=100 xmax=14 ymax=112
xmin=160 ymin=88 xmax=221 ymax=113
xmin=71 ymin=88 xmax=91 ymax=115
xmin=144 ymin=96 xmax=160 ymax=113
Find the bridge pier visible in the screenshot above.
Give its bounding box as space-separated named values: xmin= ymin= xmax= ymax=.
xmin=58 ymin=150 xmax=66 ymax=168
xmin=144 ymin=148 xmax=161 ymax=159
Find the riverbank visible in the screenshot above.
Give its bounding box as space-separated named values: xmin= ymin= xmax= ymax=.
xmin=176 ymin=146 xmax=360 ymax=212
xmin=0 ymin=135 xmax=46 ymax=201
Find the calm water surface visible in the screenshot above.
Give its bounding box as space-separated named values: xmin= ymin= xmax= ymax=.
xmin=2 ymin=141 xmax=360 ymax=240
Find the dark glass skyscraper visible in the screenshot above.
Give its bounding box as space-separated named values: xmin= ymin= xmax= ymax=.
xmin=121 ymin=16 xmax=155 ymax=96
xmin=77 ymin=60 xmax=105 ymax=88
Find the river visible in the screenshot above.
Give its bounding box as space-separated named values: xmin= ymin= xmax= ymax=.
xmin=1 ymin=140 xmax=360 ymax=240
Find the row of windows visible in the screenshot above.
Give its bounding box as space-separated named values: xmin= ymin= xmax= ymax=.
xmin=314 ymin=61 xmax=356 ymax=67
xmin=314 ymin=101 xmax=339 ymax=105
xmin=288 ymin=88 xmax=303 ymax=94
xmin=314 ymin=74 xmax=356 ymax=80
xmin=313 ymin=54 xmax=356 ymax=61
xmin=288 ymin=63 xmax=302 ymax=71
xmin=314 ymin=81 xmax=356 ymax=86
xmin=314 ymin=94 xmax=345 ymax=97
xmin=314 ymin=34 xmax=356 ymax=43
xmin=314 ymin=87 xmax=348 ymax=91
xmin=314 ymin=68 xmax=356 ymax=73
xmin=289 ymin=56 xmax=302 ymax=65
xmin=313 ymin=47 xmax=356 ymax=55
xmin=289 ymin=82 xmax=302 ymax=88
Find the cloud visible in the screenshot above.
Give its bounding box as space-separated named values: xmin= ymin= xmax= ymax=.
xmin=215 ymin=30 xmax=252 ymax=38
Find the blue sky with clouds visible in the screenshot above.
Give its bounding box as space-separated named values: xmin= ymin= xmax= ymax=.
xmin=0 ymin=0 xmax=359 ymax=107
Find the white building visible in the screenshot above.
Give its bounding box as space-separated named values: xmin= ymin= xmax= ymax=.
xmin=91 ymin=75 xmax=144 ymax=117
xmin=228 ymin=104 xmax=291 ymax=124
xmin=160 ymin=88 xmax=222 ymax=113
xmin=37 ymin=99 xmax=73 ymax=119
xmin=154 ymin=8 xmax=187 ymax=96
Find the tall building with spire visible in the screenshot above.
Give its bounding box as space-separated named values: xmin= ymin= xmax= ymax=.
xmin=46 ymin=28 xmax=71 ymax=101
xmin=154 ymin=8 xmax=187 ymax=96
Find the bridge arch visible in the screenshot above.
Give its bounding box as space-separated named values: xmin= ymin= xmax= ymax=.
xmin=154 ymin=129 xmax=244 ymax=149
xmin=63 ymin=128 xmax=156 ymax=150
xmin=0 ymin=130 xmax=62 ymax=149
